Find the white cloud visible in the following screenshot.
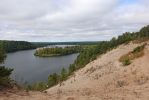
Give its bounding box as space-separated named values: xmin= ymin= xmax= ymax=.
xmin=0 ymin=0 xmax=148 ymax=42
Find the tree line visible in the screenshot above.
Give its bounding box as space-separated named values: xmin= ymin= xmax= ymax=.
xmin=0 ymin=40 xmax=36 ymax=53
xmin=0 ymin=40 xmax=99 ymax=53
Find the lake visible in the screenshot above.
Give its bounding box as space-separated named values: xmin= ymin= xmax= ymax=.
xmin=4 ymin=49 xmax=78 ymax=85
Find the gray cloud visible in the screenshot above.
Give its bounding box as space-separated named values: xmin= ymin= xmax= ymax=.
xmin=0 ymin=0 xmax=149 ymax=42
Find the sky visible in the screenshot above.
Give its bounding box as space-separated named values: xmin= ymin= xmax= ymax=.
xmin=0 ymin=0 xmax=149 ymax=42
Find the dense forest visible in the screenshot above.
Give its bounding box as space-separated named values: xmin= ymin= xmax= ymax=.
xmin=34 ymin=46 xmax=82 ymax=57
xmin=0 ymin=40 xmax=36 ymax=53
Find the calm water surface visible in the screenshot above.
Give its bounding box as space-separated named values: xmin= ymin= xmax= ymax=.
xmin=4 ymin=49 xmax=78 ymax=85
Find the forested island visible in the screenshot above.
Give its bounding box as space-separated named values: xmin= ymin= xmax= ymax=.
xmin=34 ymin=46 xmax=81 ymax=57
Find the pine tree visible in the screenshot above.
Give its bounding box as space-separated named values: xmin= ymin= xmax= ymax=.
xmin=0 ymin=49 xmax=13 ymax=86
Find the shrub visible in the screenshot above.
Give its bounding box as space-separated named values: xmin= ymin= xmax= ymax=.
xmin=0 ymin=66 xmax=13 ymax=86
xmin=0 ymin=48 xmax=13 ymax=87
xmin=30 ymin=82 xmax=47 ymax=91
xmin=132 ymin=43 xmax=146 ymax=53
xmin=122 ymin=58 xmax=131 ymax=66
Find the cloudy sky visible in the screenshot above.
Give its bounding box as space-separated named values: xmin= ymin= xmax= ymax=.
xmin=0 ymin=0 xmax=149 ymax=42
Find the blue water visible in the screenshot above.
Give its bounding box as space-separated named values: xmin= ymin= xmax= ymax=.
xmin=4 ymin=49 xmax=78 ymax=85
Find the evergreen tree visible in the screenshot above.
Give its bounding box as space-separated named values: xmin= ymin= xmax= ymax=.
xmin=60 ymin=68 xmax=67 ymax=81
xmin=0 ymin=49 xmax=13 ymax=86
xmin=0 ymin=48 xmax=6 ymax=63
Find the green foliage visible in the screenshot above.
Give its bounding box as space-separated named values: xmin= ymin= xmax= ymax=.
xmin=48 ymin=73 xmax=59 ymax=87
xmin=122 ymin=58 xmax=131 ymax=66
xmin=139 ymin=25 xmax=149 ymax=37
xmin=0 ymin=66 xmax=13 ymax=86
xmin=29 ymin=82 xmax=47 ymax=91
xmin=34 ymin=46 xmax=81 ymax=57
xmin=0 ymin=66 xmax=13 ymax=77
xmin=0 ymin=48 xmax=6 ymax=63
xmin=60 ymin=68 xmax=68 ymax=81
xmin=0 ymin=40 xmax=36 ymax=53
xmin=132 ymin=43 xmax=146 ymax=53
xmin=0 ymin=49 xmax=13 ymax=86
xmin=47 ymin=68 xmax=69 ymax=88
xmin=68 ymin=64 xmax=76 ymax=75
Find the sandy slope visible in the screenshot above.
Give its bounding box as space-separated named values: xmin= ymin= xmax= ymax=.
xmin=1 ymin=41 xmax=149 ymax=100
